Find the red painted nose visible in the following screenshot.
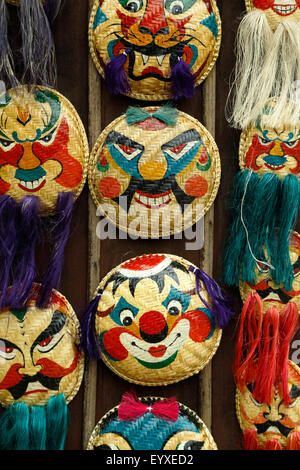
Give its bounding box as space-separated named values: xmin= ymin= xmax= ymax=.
xmin=139 ymin=310 xmax=168 ymax=343
xmin=139 ymin=0 xmax=169 ymax=36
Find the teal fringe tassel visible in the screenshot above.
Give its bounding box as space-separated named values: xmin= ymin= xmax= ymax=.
xmin=0 ymin=394 xmax=68 ymax=450
xmin=223 ymin=170 xmax=300 ymax=291
xmin=126 ymin=103 xmax=178 ymax=126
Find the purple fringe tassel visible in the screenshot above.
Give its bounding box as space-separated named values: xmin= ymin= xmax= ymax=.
xmin=37 ymin=192 xmax=74 ymax=308
xmin=105 ymin=49 xmax=131 ymax=95
xmin=6 ymin=196 xmax=40 ymax=309
xmin=171 ymin=52 xmax=196 ymax=100
xmin=188 ymin=266 xmax=235 ymax=329
xmin=80 ymin=289 xmax=103 ymax=360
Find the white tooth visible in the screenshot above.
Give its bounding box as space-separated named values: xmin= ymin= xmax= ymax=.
xmin=156 ymin=55 xmax=165 ymax=66
xmin=141 ymin=54 xmax=149 ymax=65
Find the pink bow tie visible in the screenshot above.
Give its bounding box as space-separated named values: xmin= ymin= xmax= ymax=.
xmin=118 ymin=391 xmax=179 ymax=422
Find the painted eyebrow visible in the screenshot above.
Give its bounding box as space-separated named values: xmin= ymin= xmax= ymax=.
xmin=161 ymin=129 xmax=201 ymax=150
xmin=31 ymin=310 xmax=67 ymax=353
xmin=105 ymin=131 xmax=144 ymax=150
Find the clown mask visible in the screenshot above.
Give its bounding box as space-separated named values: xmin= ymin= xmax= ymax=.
xmin=87 ymin=391 xmax=217 ymax=450
xmin=0 ymin=283 xmax=84 ymax=450
xmin=88 ymin=105 xmax=220 ymax=238
xmin=89 ymin=0 xmax=221 ymax=100
xmin=81 ymin=253 xmax=234 ymax=386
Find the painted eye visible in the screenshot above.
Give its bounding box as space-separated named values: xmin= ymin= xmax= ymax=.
xmin=167 ymin=299 xmax=182 ymax=316
xmin=125 ymin=0 xmax=142 ymax=12
xmin=164 ymin=141 xmax=199 ymax=160
xmin=113 ymin=143 xmax=141 ymax=160
xmin=119 ymin=309 xmax=135 ymax=326
xmin=168 ymin=0 xmax=184 ymax=14
xmin=39 ymin=127 xmax=57 ymax=145
xmin=37 ymin=332 xmax=63 ymax=353
xmin=250 ymin=395 xmax=263 ymax=407
xmin=0 ymin=339 xmax=16 ymax=360
xmin=94 ymin=443 xmax=120 ymax=450
xmin=0 ymin=138 xmax=15 ymax=151
xmin=176 ymin=440 xmax=204 ymax=450
xmin=285 ymin=139 xmax=299 ymax=148
xmin=256 ymin=261 xmax=270 ymax=274
xmin=258 ymin=135 xmax=271 ymax=145
xmin=289 ymin=398 xmax=298 ymax=408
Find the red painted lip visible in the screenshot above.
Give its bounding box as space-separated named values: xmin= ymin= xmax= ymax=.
xmin=18 ymin=179 xmax=46 ymax=193
xmin=148 ymin=345 xmax=167 ymax=358
xmin=142 ymin=67 xmax=163 ymax=76
xmin=134 ymin=197 xmax=171 ymax=210
xmin=136 ymin=190 xmax=171 ymax=199
xmin=264 ymin=164 xmax=285 ymax=171
xmin=272 ymin=5 xmax=297 ymax=16
xmin=264 ymin=298 xmax=283 ymax=303
xmin=23 ymin=389 xmax=48 ymax=396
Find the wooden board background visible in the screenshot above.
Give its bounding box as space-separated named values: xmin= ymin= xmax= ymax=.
xmin=5 ymin=0 xmax=299 ymax=451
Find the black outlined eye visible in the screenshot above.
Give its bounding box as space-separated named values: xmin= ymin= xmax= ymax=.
xmin=0 ymin=339 xmax=17 ymax=360
xmin=167 ymin=299 xmax=182 ymax=316
xmin=285 ymin=139 xmax=299 ymax=148
xmin=119 ymin=309 xmax=135 ymax=326
xmin=39 ymin=127 xmax=57 ymax=145
xmin=0 ymin=138 xmax=15 ymax=151
xmin=113 ymin=143 xmax=141 ymax=160
xmin=258 ymin=135 xmax=271 ymax=146
xmin=36 ymin=332 xmax=63 ymax=353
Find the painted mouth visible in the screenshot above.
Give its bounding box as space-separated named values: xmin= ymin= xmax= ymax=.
xmin=15 ymin=166 xmax=47 ymax=193
xmin=263 ymin=155 xmax=287 ymax=170
xmin=23 ymin=382 xmax=49 ymax=396
xmin=272 ymin=3 xmax=297 ymax=15
xmin=134 ymin=190 xmax=172 ymax=209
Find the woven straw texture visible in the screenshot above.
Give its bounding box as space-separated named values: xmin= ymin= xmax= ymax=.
xmin=239 ymin=231 xmax=300 ymax=313
xmin=93 ymin=253 xmax=222 ymax=386
xmin=245 ymin=0 xmax=300 ymax=28
xmin=0 ymin=283 xmax=84 ymax=408
xmin=0 ymin=85 xmax=89 ymax=216
xmin=87 ymin=396 xmax=218 ymax=450
xmin=88 ymin=107 xmax=221 ymax=238
xmin=239 ymin=109 xmax=300 ymax=179
xmin=89 ymin=0 xmax=221 ymax=101
xmin=236 ymin=360 xmax=300 ymax=450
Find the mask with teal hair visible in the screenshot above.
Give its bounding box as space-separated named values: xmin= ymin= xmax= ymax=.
xmin=87 ymin=391 xmax=217 ymax=450
xmin=223 ymin=102 xmax=300 ymax=292
xmin=0 ymin=283 xmax=84 ymax=450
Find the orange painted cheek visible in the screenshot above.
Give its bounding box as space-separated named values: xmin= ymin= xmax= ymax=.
xmin=184 ymin=175 xmax=208 ymax=197
xmin=99 ymin=177 xmax=121 ymax=199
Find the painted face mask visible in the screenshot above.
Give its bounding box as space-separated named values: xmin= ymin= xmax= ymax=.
xmin=2 ymin=0 xmax=62 ymax=87
xmin=234 ymin=292 xmax=300 ymax=450
xmin=239 ymin=232 xmax=300 ymax=313
xmin=87 ymin=390 xmax=217 ymax=450
xmin=227 ymin=0 xmax=300 ymax=130
xmin=222 ymin=104 xmax=300 ymax=293
xmin=236 ymin=360 xmax=300 ymax=450
xmin=88 ymin=105 xmax=220 ymax=238
xmin=80 ymin=253 xmax=234 ymax=386
xmin=0 ymin=283 xmax=84 ymax=450
xmin=89 ymin=0 xmax=221 ymax=100
xmin=0 ymin=85 xmax=89 ymax=309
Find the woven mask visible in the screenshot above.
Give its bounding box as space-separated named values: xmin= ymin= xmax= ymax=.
xmin=87 ymin=391 xmax=217 ymax=450
xmin=222 ymin=104 xmax=300 ymax=293
xmin=236 ymin=360 xmax=300 ymax=450
xmin=234 ymin=292 xmax=300 ymax=450
xmin=88 ymin=0 xmax=221 ymax=100
xmin=0 ymin=85 xmax=89 ymax=309
xmin=2 ymin=0 xmax=62 ymax=87
xmin=88 ymin=105 xmax=220 ymax=238
xmin=81 ymin=253 xmax=234 ymax=386
xmin=227 ymin=0 xmax=300 ymax=130
xmin=0 ymin=283 xmax=84 ymax=450
xmin=239 ymin=231 xmax=300 ymax=314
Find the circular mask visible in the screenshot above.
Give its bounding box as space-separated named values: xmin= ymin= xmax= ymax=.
xmin=88 ymin=106 xmax=220 ymax=238
xmin=0 ymin=86 xmax=89 ymax=215
xmin=246 ymin=0 xmax=300 ymax=27
xmin=0 ymin=283 xmax=84 ymax=408
xmin=87 ymin=393 xmax=217 ymax=450
xmin=236 ymin=360 xmax=300 ymax=450
xmin=91 ymin=253 xmax=223 ymax=386
xmin=239 ymin=106 xmax=300 ymax=179
xmin=239 ymin=232 xmax=300 ymax=313
xmin=89 ymin=0 xmax=221 ymax=101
